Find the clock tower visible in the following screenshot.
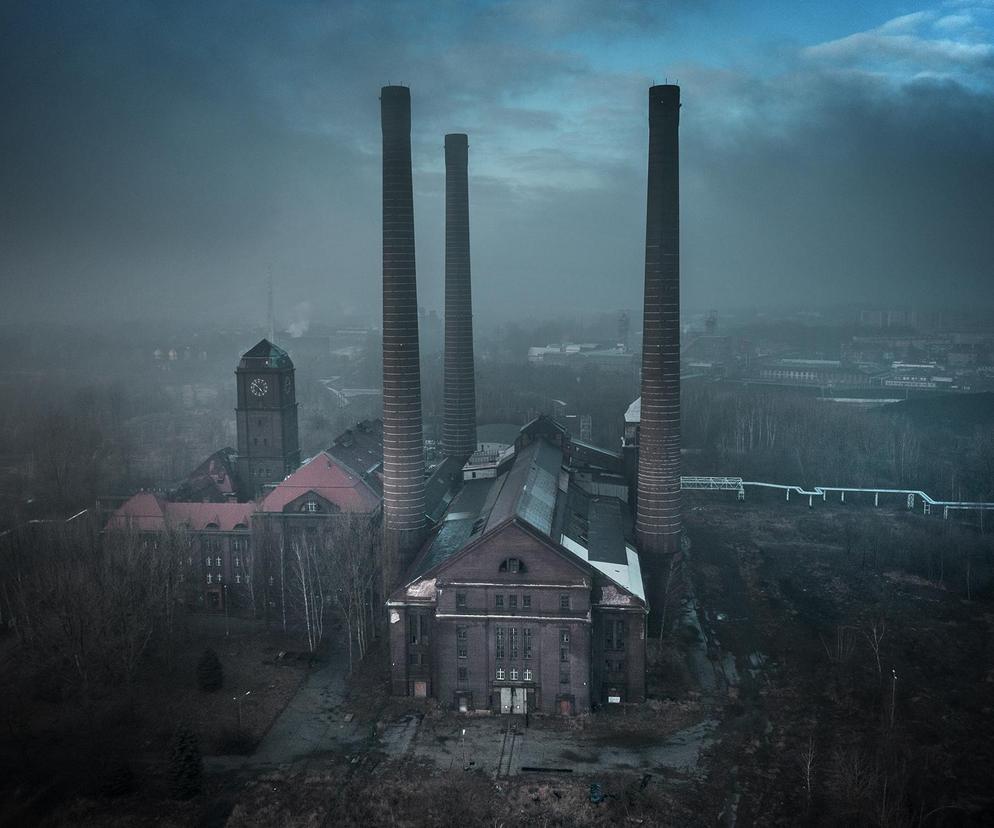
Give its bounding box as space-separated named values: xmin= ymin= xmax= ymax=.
xmin=235 ymin=339 xmax=300 ymax=496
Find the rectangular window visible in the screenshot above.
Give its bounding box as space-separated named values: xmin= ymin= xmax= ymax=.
xmin=216 ymin=556 xmax=222 ymax=567
xmin=458 ymin=666 xmax=468 ymax=682
xmin=495 ymin=594 xmax=504 ymax=609
xmin=206 ymin=573 xmax=212 ymax=584
xmin=408 ymin=615 xmax=419 ymax=645
xmin=560 ymin=668 xmax=570 ymax=685
xmin=560 ymin=628 xmax=570 ymax=663
xmin=508 ymin=558 xmax=520 ymax=573
xmin=560 ymin=594 xmax=571 ymax=610
xmin=605 ymin=619 xmax=626 ymax=652
xmin=408 ymin=651 xmax=421 ymax=666
xmin=496 ymin=667 xmax=505 ymax=681
xmin=419 ymin=615 xmax=429 ymax=642
xmin=456 ymin=592 xmax=467 ymax=609
xmin=509 ymin=594 xmax=518 ymax=610
xmin=495 ymin=627 xmax=505 ymax=660
xmin=523 ymin=668 xmax=532 ymax=682
xmin=522 ymin=594 xmax=531 ymax=609
xmin=234 ymin=556 xmax=241 ymax=568
xmin=457 ymin=626 xmax=468 ymax=659
xmin=510 ymin=668 xmax=519 ymax=681
xmin=205 ymin=556 xmax=211 ymax=567
xmin=523 ymin=628 xmax=533 ymax=660
xmin=509 ymin=627 xmax=519 ymax=659
xmin=235 ymin=574 xmax=241 ymax=584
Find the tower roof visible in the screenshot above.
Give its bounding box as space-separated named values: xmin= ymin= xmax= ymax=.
xmin=239 ymin=338 xmax=293 ymax=370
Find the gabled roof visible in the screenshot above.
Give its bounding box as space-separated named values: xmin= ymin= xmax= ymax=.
xmin=239 ymin=339 xmax=293 ymax=370
xmin=107 ymin=492 xmax=166 ymax=532
xmin=259 ymin=451 xmax=380 ymax=514
xmin=327 ymin=419 xmax=383 ymax=493
xmin=108 ymin=493 xmax=255 ymax=532
xmin=171 ymin=447 xmax=241 ymax=503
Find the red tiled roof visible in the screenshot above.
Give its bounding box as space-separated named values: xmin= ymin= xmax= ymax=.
xmin=108 ymin=492 xmax=255 ymax=532
xmin=107 ymin=492 xmax=167 ymax=531
xmin=164 ymin=501 xmax=256 ymax=531
xmin=260 ymin=451 xmax=380 ymax=514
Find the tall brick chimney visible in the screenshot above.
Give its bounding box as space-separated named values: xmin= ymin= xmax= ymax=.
xmin=381 ymin=85 xmax=426 ymax=580
xmin=441 ymin=133 xmax=477 ymax=461
xmin=636 ymin=84 xmax=682 ymax=585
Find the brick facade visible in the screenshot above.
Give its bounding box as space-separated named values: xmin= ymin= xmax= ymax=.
xmin=388 ymin=520 xmax=646 ymax=715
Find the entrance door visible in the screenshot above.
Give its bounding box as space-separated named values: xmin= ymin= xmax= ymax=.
xmin=512 ymin=688 xmax=527 ymax=715
xmin=413 ymin=681 xmax=427 ymax=698
xmin=500 ymin=687 xmax=512 ymax=714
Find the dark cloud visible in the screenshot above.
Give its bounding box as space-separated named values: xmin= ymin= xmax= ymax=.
xmin=0 ymin=0 xmax=991 ymax=328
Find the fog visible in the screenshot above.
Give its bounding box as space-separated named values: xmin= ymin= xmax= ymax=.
xmin=2 ymin=0 xmax=992 ymax=328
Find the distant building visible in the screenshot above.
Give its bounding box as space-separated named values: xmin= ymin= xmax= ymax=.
xmin=235 ymin=339 xmax=301 ymax=495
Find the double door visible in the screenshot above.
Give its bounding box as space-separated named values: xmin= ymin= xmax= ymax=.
xmin=499 ymin=687 xmax=528 ymax=715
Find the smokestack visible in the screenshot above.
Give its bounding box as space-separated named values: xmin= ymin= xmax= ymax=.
xmin=636 ymin=84 xmax=682 ymax=580
xmin=380 ymin=85 xmax=426 ymax=576
xmin=441 ymin=133 xmax=477 ymax=461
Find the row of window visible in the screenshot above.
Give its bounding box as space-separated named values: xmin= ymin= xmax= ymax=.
xmin=454 ymin=666 xmax=570 ymax=685
xmin=206 ymin=573 xmax=251 ymax=584
xmin=494 ymin=626 xmax=535 ymax=660
xmin=454 ymin=593 xmax=572 ymax=611
xmin=197 ymin=555 xmax=250 ymax=568
xmin=494 ymin=667 xmax=535 ymax=682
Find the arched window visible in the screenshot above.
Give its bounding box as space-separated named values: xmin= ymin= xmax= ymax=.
xmin=499 ymin=557 xmax=524 ymax=574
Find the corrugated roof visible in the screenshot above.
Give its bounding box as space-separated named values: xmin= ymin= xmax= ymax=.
xmin=586 ymin=498 xmax=627 ymax=565
xmin=411 ymin=479 xmax=494 ymax=580
xmin=515 ymin=439 xmax=562 ymax=535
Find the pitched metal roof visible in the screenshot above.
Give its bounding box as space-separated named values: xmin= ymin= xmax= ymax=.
xmin=239 ymin=339 xmax=294 ymax=370
xmin=411 ymin=479 xmax=495 ymax=580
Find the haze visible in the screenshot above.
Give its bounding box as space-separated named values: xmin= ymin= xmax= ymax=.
xmin=2 ymin=0 xmax=992 ymax=328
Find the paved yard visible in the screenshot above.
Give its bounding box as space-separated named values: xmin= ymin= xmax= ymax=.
xmin=207 ymin=650 xmax=365 ymax=772
xmin=403 ymin=713 xmax=718 ymax=779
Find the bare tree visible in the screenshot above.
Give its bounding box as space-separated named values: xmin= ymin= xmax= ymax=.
xmin=324 ymin=513 xmax=381 ymax=672
xmin=1 ymin=519 xmax=185 ymax=696
xmin=286 ymin=534 xmax=327 ymax=654
xmin=863 ymin=619 xmax=886 ymax=681
xmin=821 ymin=625 xmax=857 ymax=666
xmin=801 ymin=736 xmax=816 ymax=809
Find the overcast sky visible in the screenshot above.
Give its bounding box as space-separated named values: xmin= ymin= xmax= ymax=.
xmin=2 ymin=0 xmax=992 ymax=328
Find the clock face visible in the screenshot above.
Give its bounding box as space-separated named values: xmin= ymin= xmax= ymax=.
xmin=250 ymin=377 xmax=269 ymax=398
